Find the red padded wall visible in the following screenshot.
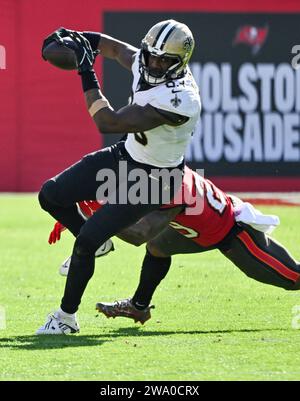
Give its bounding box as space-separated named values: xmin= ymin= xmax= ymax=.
xmin=0 ymin=0 xmax=299 ymax=191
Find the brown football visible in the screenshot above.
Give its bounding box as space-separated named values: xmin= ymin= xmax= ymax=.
xmin=42 ymin=37 xmax=78 ymax=70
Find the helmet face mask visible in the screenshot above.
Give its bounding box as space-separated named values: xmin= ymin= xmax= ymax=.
xmin=139 ymin=19 xmax=194 ymax=86
xmin=140 ymin=45 xmax=182 ymax=85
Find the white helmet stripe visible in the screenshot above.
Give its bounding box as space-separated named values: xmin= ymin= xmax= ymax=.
xmin=154 ymin=21 xmax=178 ymax=50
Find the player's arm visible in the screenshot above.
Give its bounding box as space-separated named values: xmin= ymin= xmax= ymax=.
xmin=47 ymin=31 xmax=187 ymax=133
xmin=48 ymin=205 xmax=182 ymax=247
xmin=84 ymin=89 xmax=187 ymax=133
xmin=66 ymin=32 xmax=187 ymax=133
xmin=117 ymin=206 xmax=183 ymax=246
xmin=43 ymin=28 xmax=137 ymax=71
xmin=95 ymin=34 xmax=138 ymax=71
xmin=82 ymin=31 xmax=137 ymax=70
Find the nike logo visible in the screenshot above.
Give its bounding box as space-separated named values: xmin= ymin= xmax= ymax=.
xmin=172 ymin=89 xmax=182 ymax=93
xmin=100 ymin=242 xmax=108 ymax=251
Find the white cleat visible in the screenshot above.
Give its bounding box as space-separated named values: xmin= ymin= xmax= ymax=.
xmin=59 ymin=239 xmax=115 ymax=277
xmin=59 ymin=256 xmax=72 ymax=277
xmin=35 ymin=310 xmax=80 ymax=335
xmin=95 ymin=239 xmax=115 ymax=258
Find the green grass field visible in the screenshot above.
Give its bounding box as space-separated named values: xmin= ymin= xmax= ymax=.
xmin=1 ymin=195 xmax=300 ymax=381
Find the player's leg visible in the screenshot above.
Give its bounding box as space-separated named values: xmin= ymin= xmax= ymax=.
xmin=37 ymin=142 xmax=183 ymax=332
xmin=220 ymin=224 xmax=300 ymax=290
xmin=96 ymin=227 xmax=211 ymax=323
xmin=36 ymin=143 xmax=130 ymax=333
xmin=59 ymin=239 xmax=114 ymax=277
xmin=61 ymin=184 xmax=182 ymax=315
xmin=132 ymin=226 xmax=212 ymax=308
xmin=38 ymin=143 xmax=120 ymax=237
xmin=60 ymin=154 xmax=184 ymax=316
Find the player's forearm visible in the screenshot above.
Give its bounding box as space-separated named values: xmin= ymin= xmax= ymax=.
xmin=117 ymin=208 xmax=183 ymax=246
xmin=81 ymin=73 xmax=119 ymax=134
xmin=116 ymin=225 xmax=148 ymax=246
xmin=83 ymin=87 xmax=127 ymax=134
xmin=117 ymin=217 xmax=168 ymax=246
xmin=81 ymin=72 xmax=167 ymax=133
xmin=84 ymin=87 xmax=114 ymax=129
xmin=116 ymin=213 xmax=166 ymax=246
xmin=83 ymin=86 xmax=161 ymax=133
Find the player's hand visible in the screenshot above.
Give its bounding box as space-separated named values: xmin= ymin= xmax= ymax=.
xmin=79 ymin=200 xmax=102 ymax=217
xmin=48 ymin=221 xmax=66 ymax=244
xmin=42 ymin=27 xmax=73 ymax=59
xmin=67 ymin=31 xmax=99 ymax=73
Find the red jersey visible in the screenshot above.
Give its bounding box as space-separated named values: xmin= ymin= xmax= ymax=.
xmin=49 ymin=168 xmax=235 ymax=247
xmin=163 ymin=166 xmax=235 ymax=247
xmin=76 ymin=167 xmax=235 ymax=247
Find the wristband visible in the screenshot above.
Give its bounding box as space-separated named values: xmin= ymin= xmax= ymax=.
xmin=81 ymin=70 xmax=100 ymax=92
xmin=88 ymin=98 xmax=111 ymax=117
xmin=82 ymin=31 xmax=101 ymax=52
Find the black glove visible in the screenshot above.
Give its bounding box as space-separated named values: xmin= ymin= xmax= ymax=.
xmin=42 ymin=27 xmax=73 ymax=59
xmin=67 ymin=31 xmax=99 ymax=73
xmin=42 ymin=28 xmax=99 ymax=73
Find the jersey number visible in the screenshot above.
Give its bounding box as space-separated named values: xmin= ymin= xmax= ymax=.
xmin=169 ymin=183 xmax=227 ymax=239
xmin=134 ymin=132 xmax=148 ymax=146
xmin=169 ymin=221 xmax=199 ymax=239
xmin=204 ymin=182 xmax=227 ymax=215
xmin=194 ymin=175 xmax=227 ymax=215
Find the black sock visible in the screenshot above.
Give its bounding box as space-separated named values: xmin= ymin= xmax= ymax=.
xmin=132 ymin=249 xmax=171 ymax=309
xmin=61 ymin=236 xmax=96 ymax=314
xmin=61 ymin=253 xmax=95 ymax=314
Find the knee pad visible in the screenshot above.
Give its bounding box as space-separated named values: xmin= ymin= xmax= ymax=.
xmin=38 ymin=179 xmax=59 ymax=210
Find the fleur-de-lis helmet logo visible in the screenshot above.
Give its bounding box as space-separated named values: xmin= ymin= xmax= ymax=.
xmin=183 ymin=37 xmax=193 ymax=52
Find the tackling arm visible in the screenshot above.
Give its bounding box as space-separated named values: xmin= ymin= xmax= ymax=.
xmin=48 ymin=206 xmax=183 ymax=247
xmin=117 ymin=206 xmax=183 ymax=246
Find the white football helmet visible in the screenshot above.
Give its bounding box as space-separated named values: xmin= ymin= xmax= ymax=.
xmin=140 ymin=19 xmax=195 ymax=85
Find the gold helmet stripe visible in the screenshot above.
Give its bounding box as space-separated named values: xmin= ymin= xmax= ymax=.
xmin=154 ymin=21 xmax=178 ymax=50
xmin=159 ymin=24 xmax=179 ymax=51
xmin=152 ymin=22 xmax=170 ymax=48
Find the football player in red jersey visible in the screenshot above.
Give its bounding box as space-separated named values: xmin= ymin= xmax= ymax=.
xmin=49 ymin=167 xmax=300 ymax=324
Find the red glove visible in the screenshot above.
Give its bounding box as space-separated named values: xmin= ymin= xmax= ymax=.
xmin=78 ymin=200 xmax=102 ymax=218
xmin=48 ymin=222 xmax=66 ymax=244
xmin=48 ymin=202 xmax=102 ymax=244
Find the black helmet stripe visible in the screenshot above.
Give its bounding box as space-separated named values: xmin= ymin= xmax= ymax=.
xmin=159 ymin=24 xmax=178 ymax=50
xmin=152 ymin=22 xmax=171 ymax=48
